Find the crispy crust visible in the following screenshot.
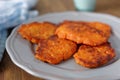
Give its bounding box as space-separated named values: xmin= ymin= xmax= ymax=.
xmin=73 ymin=42 xmax=116 ymax=68
xmin=56 ymin=20 xmax=111 ymax=46
xmin=35 ymin=36 xmax=77 ymax=64
xmin=18 ymin=22 xmax=57 ymax=44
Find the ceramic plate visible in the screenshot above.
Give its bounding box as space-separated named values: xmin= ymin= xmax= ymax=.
xmin=6 ymin=12 xmax=120 ymax=80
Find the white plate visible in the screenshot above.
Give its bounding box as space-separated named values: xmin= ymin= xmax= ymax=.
xmin=6 ymin=12 xmax=120 ymax=80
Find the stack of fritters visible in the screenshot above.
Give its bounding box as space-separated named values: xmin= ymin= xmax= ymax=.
xmin=56 ymin=20 xmax=115 ymax=68
xmin=18 ymin=21 xmax=77 ymax=64
xmin=18 ymin=20 xmax=116 ymax=68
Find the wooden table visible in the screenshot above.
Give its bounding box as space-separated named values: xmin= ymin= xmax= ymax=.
xmin=0 ymin=0 xmax=120 ymax=80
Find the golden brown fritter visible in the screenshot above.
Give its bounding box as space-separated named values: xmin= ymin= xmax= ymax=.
xmin=56 ymin=21 xmax=111 ymax=46
xmin=73 ymin=43 xmax=116 ymax=68
xmin=35 ymin=36 xmax=77 ymax=64
xmin=18 ymin=22 xmax=57 ymax=44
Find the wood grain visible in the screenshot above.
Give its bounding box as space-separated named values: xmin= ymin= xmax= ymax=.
xmin=96 ymin=0 xmax=120 ymax=17
xmin=0 ymin=0 xmax=120 ymax=80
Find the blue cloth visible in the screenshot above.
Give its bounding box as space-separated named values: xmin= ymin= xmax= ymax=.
xmin=0 ymin=30 xmax=7 ymax=61
xmin=0 ymin=0 xmax=38 ymax=61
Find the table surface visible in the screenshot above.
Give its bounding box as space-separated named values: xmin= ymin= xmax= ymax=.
xmin=0 ymin=0 xmax=120 ymax=80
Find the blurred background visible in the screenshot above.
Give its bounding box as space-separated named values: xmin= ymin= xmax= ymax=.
xmin=0 ymin=0 xmax=120 ymax=80
xmin=36 ymin=0 xmax=120 ymax=17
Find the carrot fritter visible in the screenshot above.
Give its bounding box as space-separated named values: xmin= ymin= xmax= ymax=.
xmin=56 ymin=21 xmax=111 ymax=46
xmin=18 ymin=22 xmax=57 ymax=44
xmin=35 ymin=36 xmax=77 ymax=64
xmin=73 ymin=43 xmax=116 ymax=68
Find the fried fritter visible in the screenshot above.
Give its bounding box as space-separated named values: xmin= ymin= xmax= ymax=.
xmin=56 ymin=21 xmax=111 ymax=46
xmin=73 ymin=43 xmax=115 ymax=68
xmin=35 ymin=36 xmax=77 ymax=64
xmin=18 ymin=22 xmax=57 ymax=44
